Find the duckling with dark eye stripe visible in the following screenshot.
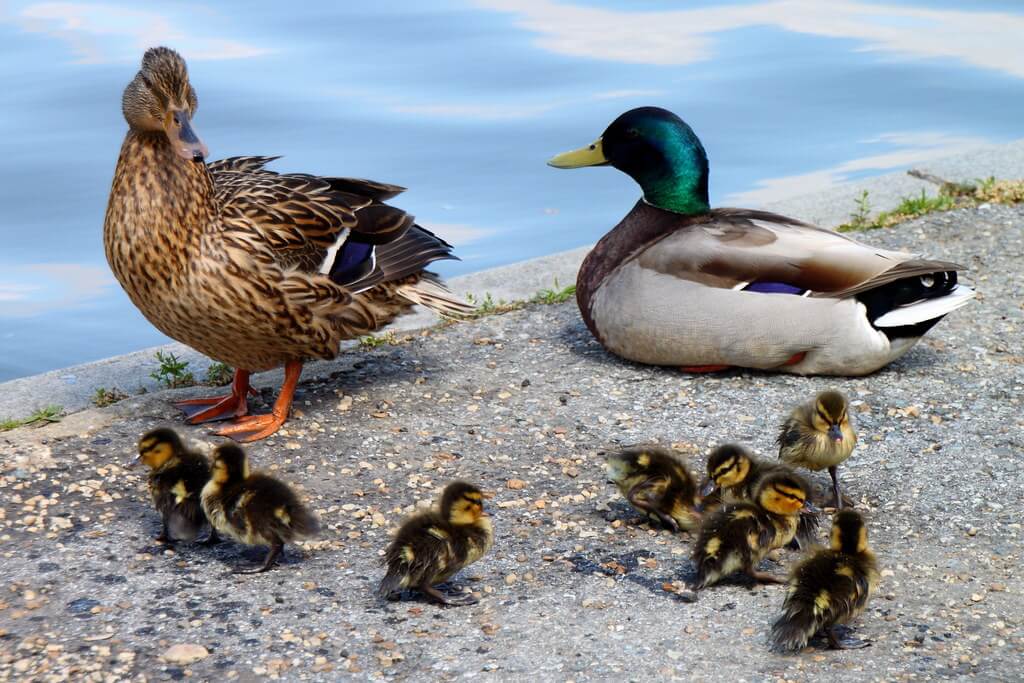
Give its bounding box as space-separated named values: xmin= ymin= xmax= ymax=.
xmin=132 ymin=428 xmax=211 ymax=543
xmin=770 ymin=509 xmax=879 ymax=652
xmin=701 ymin=443 xmax=820 ymax=547
xmin=693 ymin=470 xmax=812 ymax=589
xmin=200 ymin=443 xmax=320 ymax=573
xmin=778 ymin=390 xmax=857 ymax=508
xmin=379 ymin=481 xmax=494 ymax=606
xmin=606 ymin=446 xmax=701 ymax=532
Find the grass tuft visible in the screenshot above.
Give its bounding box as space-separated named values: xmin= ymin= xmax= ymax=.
xmin=150 ymin=351 xmax=196 ymax=389
xmin=0 ymin=405 xmax=63 ymax=432
xmin=204 ymin=362 xmax=234 ymax=386
xmin=531 ymin=279 xmax=576 ymax=305
xmin=838 ymin=175 xmax=1024 ymax=232
xmin=92 ymin=387 xmax=129 ymax=408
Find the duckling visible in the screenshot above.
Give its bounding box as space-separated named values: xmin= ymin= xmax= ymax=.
xmin=693 ymin=470 xmax=812 ymax=589
xmin=132 ymin=428 xmax=211 ymax=543
xmin=701 ymin=443 xmax=820 ymax=546
xmin=379 ymin=481 xmax=494 ymax=606
xmin=200 ymin=443 xmax=320 ymax=573
xmin=606 ymin=446 xmax=701 ymax=532
xmin=770 ymin=509 xmax=879 ymax=652
xmin=778 ymin=390 xmax=857 ymax=508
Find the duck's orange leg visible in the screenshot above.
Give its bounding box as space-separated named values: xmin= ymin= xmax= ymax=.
xmin=175 ymin=369 xmax=253 ymax=423
xmin=679 ymin=364 xmax=732 ymax=373
xmin=215 ymin=361 xmax=303 ymax=442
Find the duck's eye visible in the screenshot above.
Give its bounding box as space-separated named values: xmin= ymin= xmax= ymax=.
xmin=626 ymin=128 xmax=640 ymax=138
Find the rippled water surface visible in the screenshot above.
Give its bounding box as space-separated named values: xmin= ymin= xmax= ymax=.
xmin=2 ymin=0 xmax=1022 ymax=381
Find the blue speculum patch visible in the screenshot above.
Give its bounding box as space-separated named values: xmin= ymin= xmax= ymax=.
xmin=743 ymin=282 xmax=806 ymax=295
xmin=330 ymin=240 xmax=374 ymax=284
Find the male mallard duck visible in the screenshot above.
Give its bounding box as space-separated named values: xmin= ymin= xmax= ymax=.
xmin=701 ymin=443 xmax=820 ymax=546
xmin=606 ymin=446 xmax=701 ymax=532
xmin=379 ymin=481 xmax=494 ymax=606
xmin=770 ymin=509 xmax=879 ymax=652
xmin=201 ymin=443 xmax=320 ymax=573
xmin=548 ymin=107 xmax=974 ymax=375
xmin=692 ymin=470 xmax=812 ymax=589
xmin=104 ymin=47 xmax=471 ymax=441
xmin=132 ymin=427 xmax=210 ymax=543
xmin=778 ymin=390 xmax=857 ymax=508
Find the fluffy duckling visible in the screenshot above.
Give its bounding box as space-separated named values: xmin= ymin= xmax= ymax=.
xmin=702 ymin=443 xmax=820 ymax=546
xmin=200 ymin=444 xmax=320 ymax=573
xmin=700 ymin=443 xmax=778 ymax=505
xmin=693 ymin=471 xmax=812 ymax=589
xmin=770 ymin=509 xmax=879 ymax=652
xmin=133 ymin=428 xmax=210 ymax=543
xmin=778 ymin=390 xmax=857 ymax=508
xmin=606 ymin=446 xmax=701 ymax=532
xmin=379 ymin=481 xmax=494 ymax=606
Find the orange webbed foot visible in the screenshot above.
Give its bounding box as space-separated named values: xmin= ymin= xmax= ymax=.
xmin=679 ymin=364 xmax=732 ymax=373
xmin=174 ymin=369 xmax=253 ymax=423
xmin=214 ymin=413 xmax=287 ymax=442
xmin=211 ymin=361 xmax=303 ymax=442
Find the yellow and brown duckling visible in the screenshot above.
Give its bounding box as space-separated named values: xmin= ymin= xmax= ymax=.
xmin=701 ymin=443 xmax=780 ymax=506
xmin=132 ymin=428 xmax=211 ymax=543
xmin=200 ymin=443 xmax=320 ymax=573
xmin=702 ymin=443 xmax=820 ymax=547
xmin=778 ymin=390 xmax=857 ymax=508
xmin=606 ymin=446 xmax=701 ymax=532
xmin=379 ymin=481 xmax=494 ymax=606
xmin=693 ymin=470 xmax=812 ymax=589
xmin=770 ymin=509 xmax=879 ymax=652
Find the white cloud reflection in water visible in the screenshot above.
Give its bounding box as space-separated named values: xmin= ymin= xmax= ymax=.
xmin=475 ymin=0 xmax=1024 ymax=78
xmin=13 ymin=2 xmax=270 ymax=64
xmin=0 ymin=264 xmax=115 ymax=317
xmin=725 ymin=131 xmax=992 ymax=206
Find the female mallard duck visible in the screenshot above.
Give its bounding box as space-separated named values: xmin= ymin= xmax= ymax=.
xmin=770 ymin=509 xmax=879 ymax=652
xmin=548 ymin=107 xmax=974 ymax=376
xmin=777 ymin=390 xmax=857 ymax=508
xmin=606 ymin=446 xmax=701 ymax=532
xmin=104 ymin=47 xmax=471 ymax=441
xmin=379 ymin=481 xmax=494 ymax=606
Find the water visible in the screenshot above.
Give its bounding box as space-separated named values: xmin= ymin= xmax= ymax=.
xmin=2 ymin=0 xmax=1022 ymax=381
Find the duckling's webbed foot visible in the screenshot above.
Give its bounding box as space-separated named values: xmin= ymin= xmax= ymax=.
xmin=627 ymin=489 xmax=680 ymax=532
xmin=827 ymin=626 xmax=870 ymax=650
xmin=420 ymin=584 xmax=478 ymax=607
xmin=199 ymin=529 xmax=222 ymax=546
xmin=232 ymin=542 xmax=283 ymax=574
xmin=747 ymin=569 xmax=786 ymax=585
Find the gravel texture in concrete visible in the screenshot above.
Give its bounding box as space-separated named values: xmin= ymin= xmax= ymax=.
xmin=0 ymin=204 xmax=1021 ymax=681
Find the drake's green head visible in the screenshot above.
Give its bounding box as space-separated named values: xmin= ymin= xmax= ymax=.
xmin=548 ymin=106 xmax=710 ymax=215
